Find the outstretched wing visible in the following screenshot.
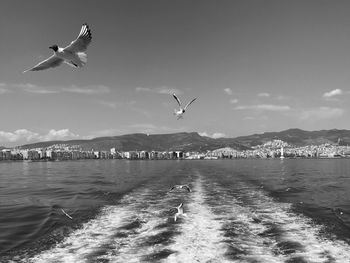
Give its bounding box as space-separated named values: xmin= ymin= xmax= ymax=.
xmin=182 ymin=185 xmax=191 ymax=192
xmin=184 ymin=98 xmax=197 ymax=110
xmin=173 ymin=94 xmax=181 ymax=107
xmin=61 ymin=208 xmax=73 ymax=219
xmin=23 ymin=55 xmax=64 ymax=72
xmin=64 ymin=23 xmax=92 ymax=53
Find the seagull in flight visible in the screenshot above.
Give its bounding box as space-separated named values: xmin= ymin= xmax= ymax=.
xmin=174 ymin=203 xmax=187 ymax=222
xmin=169 ymin=184 xmax=191 ymax=192
xmin=172 ymin=94 xmax=197 ymax=120
xmin=61 ymin=208 xmax=73 ymax=219
xmin=23 ymin=23 xmax=92 ymax=72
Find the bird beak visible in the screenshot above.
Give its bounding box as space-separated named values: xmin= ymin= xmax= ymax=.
xmin=49 ymin=46 xmax=54 ymax=50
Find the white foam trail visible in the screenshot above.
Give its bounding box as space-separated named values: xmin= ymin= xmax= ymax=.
xmin=27 ymin=172 xmax=350 ymax=262
xmin=28 ymin=188 xmax=165 ymax=262
xmin=166 ymin=177 xmax=230 ymax=263
xmin=207 ymin=182 xmax=286 ymax=263
xmin=250 ymin=190 xmax=350 ymax=262
xmin=29 ymin=186 xmax=179 ymax=263
xmin=29 ymin=205 xmax=133 ymax=263
xmin=214 ymin=181 xmax=350 ymax=262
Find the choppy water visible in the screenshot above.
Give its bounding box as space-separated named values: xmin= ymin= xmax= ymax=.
xmin=1 ymin=159 xmax=350 ymax=262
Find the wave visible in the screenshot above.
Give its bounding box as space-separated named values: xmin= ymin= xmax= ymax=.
xmin=22 ymin=170 xmax=350 ymax=262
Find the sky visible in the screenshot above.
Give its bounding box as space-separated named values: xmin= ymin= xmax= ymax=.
xmin=1 ymin=0 xmax=350 ymax=147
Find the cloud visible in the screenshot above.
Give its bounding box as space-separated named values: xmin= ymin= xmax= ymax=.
xmin=224 ymin=88 xmax=233 ymax=95
xmin=0 ymin=87 xmax=9 ymax=94
xmin=98 ymin=101 xmax=118 ymax=109
xmin=258 ymin=92 xmax=270 ymax=97
xmin=0 ymin=129 xmax=80 ymax=146
xmin=0 ymin=129 xmax=40 ymax=143
xmin=12 ymin=83 xmax=111 ymax=95
xmin=62 ymin=85 xmax=110 ymax=95
xmin=322 ymin=89 xmax=343 ymax=98
xmin=15 ymin=83 xmax=59 ymax=94
xmin=234 ymin=104 xmax=291 ymax=111
xmin=136 ymin=86 xmax=182 ymax=95
xmin=135 ymin=87 xmax=151 ymax=92
xmin=199 ymin=132 xmax=226 ymax=139
xmin=230 ymin=98 xmax=238 ymax=104
xmin=41 ymin=129 xmax=80 ymax=141
xmin=299 ymin=107 xmax=344 ymax=121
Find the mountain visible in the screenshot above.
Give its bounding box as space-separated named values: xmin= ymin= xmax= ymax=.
xmin=18 ymin=132 xmax=249 ymax=152
xmin=234 ymin=128 xmax=350 ymax=147
xmin=17 ymin=129 xmax=350 ymax=152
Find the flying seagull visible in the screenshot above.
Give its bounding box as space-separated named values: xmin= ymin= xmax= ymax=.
xmin=23 ymin=23 xmax=92 ymax=72
xmin=61 ymin=208 xmax=73 ymax=219
xmin=174 ymin=203 xmax=187 ymax=222
xmin=169 ymin=184 xmax=191 ymax=192
xmin=172 ymin=94 xmax=197 ymax=120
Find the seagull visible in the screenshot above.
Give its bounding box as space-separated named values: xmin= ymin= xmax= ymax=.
xmin=174 ymin=203 xmax=187 ymax=222
xmin=172 ymin=94 xmax=197 ymax=120
xmin=61 ymin=208 xmax=73 ymax=219
xmin=169 ymin=184 xmax=191 ymax=192
xmin=23 ymin=23 xmax=92 ymax=72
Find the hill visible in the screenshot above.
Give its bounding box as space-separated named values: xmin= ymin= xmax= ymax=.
xmin=18 ymin=132 xmax=249 ymax=152
xmin=235 ymin=128 xmax=350 ymax=147
xmin=17 ymin=129 xmax=350 ymax=152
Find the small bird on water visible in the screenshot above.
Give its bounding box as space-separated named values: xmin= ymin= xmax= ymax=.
xmin=23 ymin=23 xmax=92 ymax=72
xmin=174 ymin=203 xmax=187 ymax=222
xmin=169 ymin=184 xmax=191 ymax=192
xmin=172 ymin=94 xmax=197 ymax=120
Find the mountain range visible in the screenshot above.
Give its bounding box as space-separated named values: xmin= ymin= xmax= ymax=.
xmin=14 ymin=128 xmax=350 ymax=152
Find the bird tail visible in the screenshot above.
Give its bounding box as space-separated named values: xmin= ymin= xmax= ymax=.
xmin=77 ymin=52 xmax=88 ymax=64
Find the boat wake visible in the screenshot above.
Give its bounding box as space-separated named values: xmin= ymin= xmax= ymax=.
xmin=25 ymin=171 xmax=350 ymax=262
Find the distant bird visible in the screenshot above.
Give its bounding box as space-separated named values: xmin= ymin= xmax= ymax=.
xmin=23 ymin=23 xmax=92 ymax=72
xmin=174 ymin=203 xmax=187 ymax=222
xmin=169 ymin=184 xmax=191 ymax=192
xmin=61 ymin=208 xmax=73 ymax=219
xmin=172 ymin=94 xmax=197 ymax=120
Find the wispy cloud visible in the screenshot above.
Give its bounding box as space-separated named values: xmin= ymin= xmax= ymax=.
xmin=62 ymin=85 xmax=110 ymax=95
xmin=230 ymin=99 xmax=238 ymax=104
xmin=15 ymin=83 xmax=59 ymax=94
xmin=98 ymin=101 xmax=118 ymax=109
xmin=258 ymin=92 xmax=270 ymax=97
xmin=10 ymin=83 xmax=111 ymax=95
xmin=234 ymin=104 xmax=291 ymax=111
xmin=199 ymin=132 xmax=226 ymax=139
xmin=299 ymin=107 xmax=344 ymax=121
xmin=322 ymin=89 xmax=343 ymax=98
xmin=0 ymin=129 xmax=80 ymax=145
xmin=224 ymin=88 xmax=233 ymax=95
xmin=136 ymin=86 xmax=182 ymax=95
xmin=0 ymin=87 xmax=9 ymax=94
xmin=42 ymin=129 xmax=80 ymax=141
xmin=0 ymin=83 xmax=9 ymax=94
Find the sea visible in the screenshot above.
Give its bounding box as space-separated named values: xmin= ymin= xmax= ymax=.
xmin=1 ymin=159 xmax=350 ymax=263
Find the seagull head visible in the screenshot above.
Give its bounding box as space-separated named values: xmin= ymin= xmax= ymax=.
xmin=49 ymin=45 xmax=58 ymax=52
